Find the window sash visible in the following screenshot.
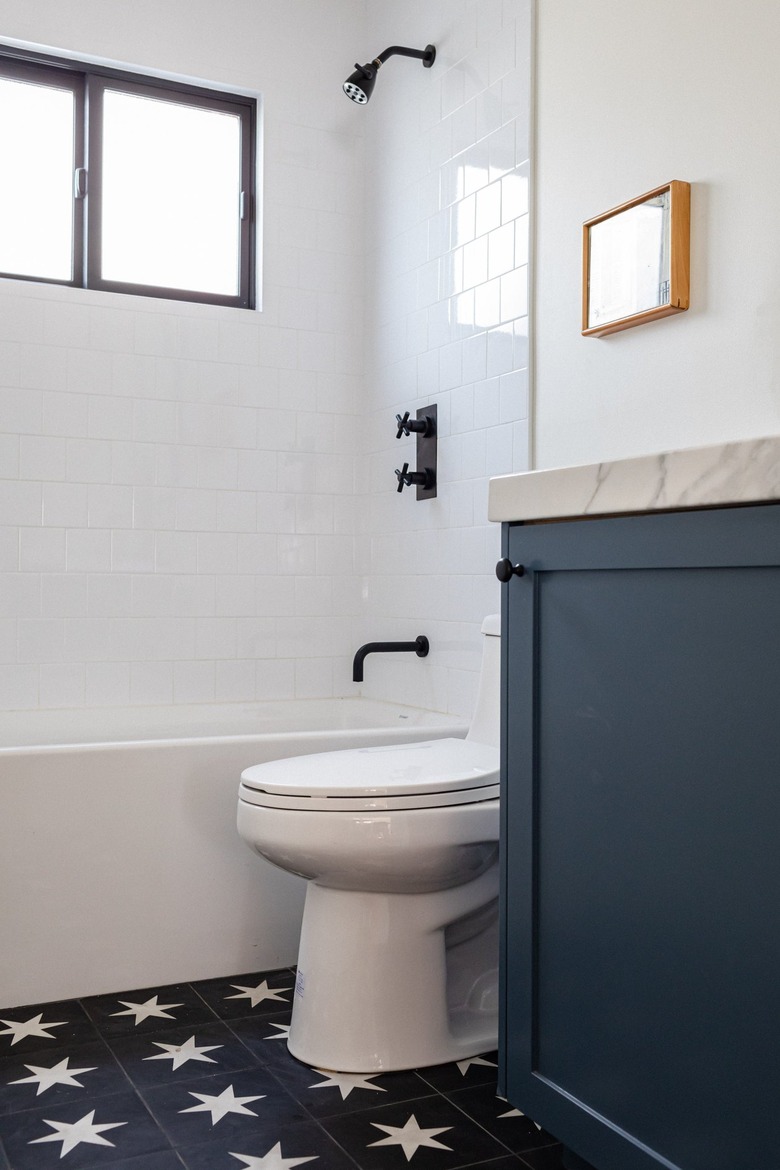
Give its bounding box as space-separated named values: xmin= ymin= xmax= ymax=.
xmin=0 ymin=56 xmax=85 ymax=288
xmin=0 ymin=46 xmax=255 ymax=309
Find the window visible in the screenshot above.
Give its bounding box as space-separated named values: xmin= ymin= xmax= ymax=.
xmin=0 ymin=47 xmax=256 ymax=308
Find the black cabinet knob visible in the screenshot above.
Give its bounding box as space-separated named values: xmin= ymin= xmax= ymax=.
xmin=496 ymin=558 xmax=525 ymax=582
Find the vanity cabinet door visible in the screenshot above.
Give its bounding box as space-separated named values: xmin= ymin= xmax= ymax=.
xmin=499 ymin=502 xmax=780 ymax=1170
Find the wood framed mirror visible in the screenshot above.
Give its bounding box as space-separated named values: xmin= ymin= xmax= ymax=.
xmin=582 ymin=180 xmax=690 ymax=337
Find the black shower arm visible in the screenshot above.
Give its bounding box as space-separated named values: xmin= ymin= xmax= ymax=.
xmin=372 ymin=45 xmax=436 ymax=69
xmin=352 ymin=636 xmax=429 ymax=683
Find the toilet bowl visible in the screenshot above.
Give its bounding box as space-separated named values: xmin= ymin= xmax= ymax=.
xmin=237 ymin=615 xmax=501 ymax=1073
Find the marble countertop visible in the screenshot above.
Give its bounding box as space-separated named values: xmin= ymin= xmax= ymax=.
xmin=488 ymin=435 xmax=780 ymax=523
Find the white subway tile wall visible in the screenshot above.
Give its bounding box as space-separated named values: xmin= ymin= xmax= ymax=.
xmin=0 ymin=101 xmax=364 ymax=709
xmin=0 ymin=0 xmax=530 ymax=717
xmin=359 ymin=0 xmax=531 ymax=718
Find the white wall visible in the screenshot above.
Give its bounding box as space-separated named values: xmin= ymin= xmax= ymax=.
xmin=534 ymin=0 xmax=780 ymax=470
xmin=359 ymin=0 xmax=532 ymax=718
xmin=0 ymin=0 xmax=365 ymax=711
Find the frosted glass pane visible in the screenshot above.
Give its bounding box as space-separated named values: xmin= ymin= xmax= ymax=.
xmin=0 ymin=77 xmax=74 ymax=281
xmin=101 ymin=89 xmax=241 ymax=296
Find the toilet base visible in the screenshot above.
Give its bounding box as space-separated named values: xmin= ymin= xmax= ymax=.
xmin=287 ymin=866 xmax=499 ymax=1073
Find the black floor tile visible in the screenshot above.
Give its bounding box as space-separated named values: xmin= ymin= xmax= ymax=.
xmin=518 ymin=1145 xmax=566 ymax=1170
xmin=416 ymin=1053 xmax=500 ymax=1094
xmin=0 ymin=1090 xmax=171 ymax=1168
xmin=0 ymin=969 xmax=562 ymax=1170
xmin=82 ymin=984 xmax=217 ymax=1040
xmin=461 ymin=1161 xmax=527 ymax=1170
xmin=0 ymin=1000 xmax=100 ymax=1054
xmin=445 ymin=1083 xmax=554 ymax=1154
xmin=107 ymin=1019 xmax=259 ymax=1089
xmin=322 ymin=1093 xmax=511 ymax=1170
xmin=271 ymin=1055 xmax=432 ymax=1120
xmin=140 ymin=1067 xmax=308 ymax=1149
xmin=109 ymin=1155 xmax=185 ymax=1170
xmin=178 ymin=1115 xmax=359 ymax=1170
xmin=224 ymin=1011 xmax=293 ymax=1068
xmin=191 ymin=970 xmax=295 ymax=1021
xmin=0 ymin=1038 xmax=129 ymax=1116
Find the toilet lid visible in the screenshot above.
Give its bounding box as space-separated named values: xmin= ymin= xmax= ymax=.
xmin=239 ymin=737 xmax=499 ymax=811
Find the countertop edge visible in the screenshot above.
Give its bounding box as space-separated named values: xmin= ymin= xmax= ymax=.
xmin=488 ymin=435 xmax=780 ymax=523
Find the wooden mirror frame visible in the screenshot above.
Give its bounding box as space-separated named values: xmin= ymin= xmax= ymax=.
xmin=582 ymin=180 xmax=690 ymax=337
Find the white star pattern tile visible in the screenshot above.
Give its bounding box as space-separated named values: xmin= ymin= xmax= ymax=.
xmin=80 ymin=983 xmax=215 ymax=1040
xmin=111 ymin=996 xmax=184 ymax=1025
xmin=229 ymin=1142 xmax=319 ymax=1169
xmin=0 ymin=1090 xmax=169 ymax=1167
xmin=455 ymin=1056 xmax=497 ymax=1077
xmin=138 ymin=1066 xmax=306 ymax=1150
xmin=0 ymin=1015 xmax=68 ymax=1047
xmin=9 ymin=1056 xmax=98 ymax=1095
xmin=103 ymin=1019 xmax=261 ymax=1092
xmin=225 ymin=980 xmax=291 ymax=1009
xmin=0 ymin=1041 xmax=137 ymax=1117
xmin=28 ymin=1108 xmax=126 ymax=1156
xmin=263 ymin=1022 xmax=290 ymax=1040
xmin=144 ymin=1035 xmax=223 ymax=1070
xmin=368 ymin=1113 xmax=453 ymax=1161
xmin=179 ymin=1083 xmax=266 ymax=1125
xmin=321 ymin=1081 xmax=535 ymax=1168
xmin=309 ymin=1069 xmax=386 ymax=1101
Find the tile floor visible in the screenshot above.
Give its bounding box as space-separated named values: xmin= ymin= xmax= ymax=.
xmin=0 ymin=968 xmax=564 ymax=1170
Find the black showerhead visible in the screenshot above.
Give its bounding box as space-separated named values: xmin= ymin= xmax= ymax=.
xmin=342 ymin=44 xmax=436 ymax=105
xmin=343 ymin=62 xmax=378 ymax=105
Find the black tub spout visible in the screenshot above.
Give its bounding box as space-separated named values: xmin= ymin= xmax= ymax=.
xmin=352 ymin=636 xmax=429 ymax=682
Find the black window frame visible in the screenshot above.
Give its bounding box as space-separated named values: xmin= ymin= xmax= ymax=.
xmin=0 ymin=45 xmax=256 ymax=309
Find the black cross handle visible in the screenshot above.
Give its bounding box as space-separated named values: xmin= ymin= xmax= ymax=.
xmin=395 ymin=463 xmax=434 ymax=493
xmin=395 ymin=411 xmax=435 ymax=439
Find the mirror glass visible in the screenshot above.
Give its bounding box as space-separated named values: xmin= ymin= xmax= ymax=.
xmin=586 ymin=190 xmax=670 ymax=331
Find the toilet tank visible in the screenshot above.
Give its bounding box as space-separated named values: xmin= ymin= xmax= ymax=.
xmin=466 ymin=614 xmax=501 ymax=748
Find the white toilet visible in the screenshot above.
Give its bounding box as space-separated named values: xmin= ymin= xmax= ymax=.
xmin=237 ymin=614 xmax=501 ymax=1073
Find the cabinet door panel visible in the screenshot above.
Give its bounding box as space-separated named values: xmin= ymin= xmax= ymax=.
xmin=501 ymin=505 xmax=780 ymax=1170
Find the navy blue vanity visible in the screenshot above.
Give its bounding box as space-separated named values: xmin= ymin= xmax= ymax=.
xmin=490 ymin=440 xmax=780 ymax=1170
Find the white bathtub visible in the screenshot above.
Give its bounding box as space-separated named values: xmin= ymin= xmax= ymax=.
xmin=0 ymin=699 xmax=467 ymax=1008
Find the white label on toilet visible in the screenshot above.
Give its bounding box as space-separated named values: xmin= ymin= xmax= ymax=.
xmin=295 ymin=969 xmax=305 ymax=997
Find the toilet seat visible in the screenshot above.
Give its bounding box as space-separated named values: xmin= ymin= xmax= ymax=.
xmin=239 ymin=737 xmax=499 ymax=811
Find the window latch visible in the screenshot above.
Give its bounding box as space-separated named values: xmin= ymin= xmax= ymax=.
xmin=74 ymin=168 xmax=88 ymax=199
xmin=239 ymin=190 xmax=248 ymax=221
